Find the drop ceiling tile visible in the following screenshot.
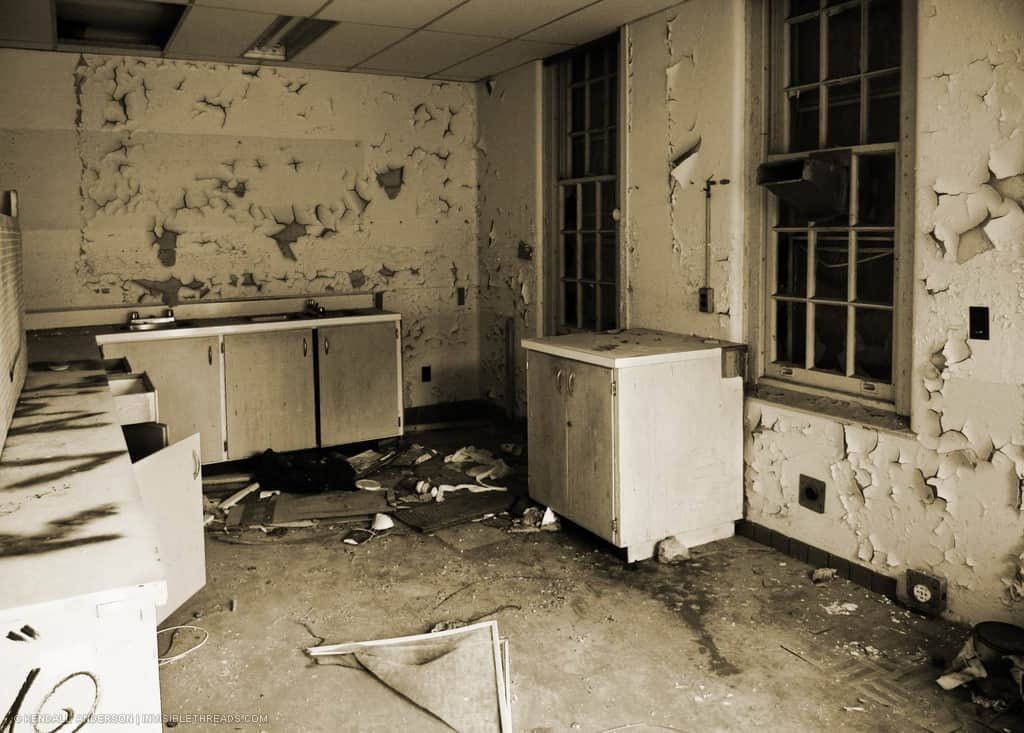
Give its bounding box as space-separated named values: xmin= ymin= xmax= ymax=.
xmin=166 ymin=6 xmax=278 ymax=60
xmin=436 ymin=39 xmax=569 ymax=80
xmin=0 ymin=0 xmax=54 ymax=47
xmin=316 ymin=0 xmax=465 ymax=29
xmin=429 ymin=0 xmax=594 ymax=39
xmin=523 ymin=0 xmax=679 ymax=45
xmin=356 ymin=29 xmax=503 ymax=75
xmin=194 ymin=0 xmax=327 ymax=15
xmin=291 ymin=22 xmax=408 ymax=68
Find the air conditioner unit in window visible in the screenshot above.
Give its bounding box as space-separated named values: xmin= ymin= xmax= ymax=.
xmin=756 ymin=151 xmax=850 ymax=220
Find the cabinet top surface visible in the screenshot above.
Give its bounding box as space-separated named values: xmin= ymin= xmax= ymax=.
xmin=522 ymin=329 xmax=743 ymax=368
xmin=0 ymin=368 xmax=165 ymax=614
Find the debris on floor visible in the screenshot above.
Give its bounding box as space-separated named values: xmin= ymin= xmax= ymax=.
xmin=937 ymin=621 xmax=1024 ymax=712
xmin=822 ymin=601 xmax=859 ymax=616
xmin=307 ymin=620 xmax=512 ymax=732
xmin=656 ymin=536 xmax=690 ymax=564
xmin=811 ymin=567 xmax=838 ymax=584
xmin=254 ymin=448 xmax=356 ymax=492
xmin=509 ymin=506 xmax=560 ymax=533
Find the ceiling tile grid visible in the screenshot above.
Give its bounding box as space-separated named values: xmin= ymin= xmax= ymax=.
xmin=0 ymin=0 xmax=686 ymax=82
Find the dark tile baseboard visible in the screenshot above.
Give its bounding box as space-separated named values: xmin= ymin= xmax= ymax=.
xmin=737 ymin=519 xmax=900 ymax=602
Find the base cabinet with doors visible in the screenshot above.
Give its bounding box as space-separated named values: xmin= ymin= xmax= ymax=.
xmin=523 ymin=329 xmax=744 ymax=562
xmin=99 ymin=313 xmax=403 ymax=463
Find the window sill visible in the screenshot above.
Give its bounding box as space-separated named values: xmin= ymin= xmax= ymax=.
xmin=745 ymin=382 xmax=912 ymax=437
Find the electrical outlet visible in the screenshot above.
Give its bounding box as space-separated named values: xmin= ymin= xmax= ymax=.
xmin=969 ymin=306 xmax=989 ymax=340
xmin=698 ymin=287 xmax=714 ymax=313
xmin=798 ymin=474 xmax=826 ymax=513
xmin=906 ymin=569 xmax=947 ymax=615
xmin=421 ymin=366 xmax=431 ymax=383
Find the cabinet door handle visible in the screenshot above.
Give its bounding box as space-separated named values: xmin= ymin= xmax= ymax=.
xmin=208 ymin=345 xmax=213 ymax=365
xmin=303 ymin=337 xmax=308 ymax=357
xmin=193 ymin=450 xmax=201 ymax=480
xmin=324 ymin=337 xmax=330 ymax=355
xmin=567 ymin=371 xmax=576 ymax=395
xmin=554 ymin=368 xmax=564 ymax=393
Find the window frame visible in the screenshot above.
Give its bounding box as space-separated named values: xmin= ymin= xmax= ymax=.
xmin=544 ymin=32 xmax=623 ymax=335
xmin=755 ymin=0 xmax=915 ymax=414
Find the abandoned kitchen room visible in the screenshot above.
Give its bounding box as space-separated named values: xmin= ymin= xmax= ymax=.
xmin=1 ymin=0 xmax=1023 ymax=730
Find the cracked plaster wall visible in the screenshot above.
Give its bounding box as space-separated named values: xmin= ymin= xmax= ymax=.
xmin=743 ymin=0 xmax=1024 ymax=624
xmin=625 ymin=0 xmax=746 ymax=342
xmin=624 ymin=0 xmax=1023 ymax=623
xmin=476 ymin=63 xmax=542 ymax=415
xmin=0 ymin=50 xmax=481 ymax=408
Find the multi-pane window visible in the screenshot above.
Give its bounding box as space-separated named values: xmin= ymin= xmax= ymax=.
xmin=767 ymin=0 xmax=903 ymax=402
xmin=552 ymin=34 xmax=619 ymax=332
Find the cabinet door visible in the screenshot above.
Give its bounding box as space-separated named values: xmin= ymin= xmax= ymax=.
xmin=134 ymin=433 xmax=205 ymax=624
xmin=527 ymin=352 xmax=568 ymax=513
xmin=565 ymin=361 xmax=617 ymax=542
xmin=102 ymin=336 xmax=224 ymax=463
xmin=224 ymin=329 xmax=315 ymax=459
xmin=318 ymin=322 xmax=402 ymax=446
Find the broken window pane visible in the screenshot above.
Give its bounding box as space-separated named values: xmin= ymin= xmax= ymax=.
xmin=868 ymin=0 xmax=901 ymax=70
xmin=776 ymin=233 xmax=808 ymax=297
xmin=581 ymin=283 xmax=598 ymax=329
xmin=600 ymin=284 xmax=617 ymax=329
xmin=563 ymin=234 xmax=578 ymax=278
xmin=813 ymin=303 xmax=847 ymax=373
xmin=789 ymin=0 xmax=819 ymax=16
xmin=856 ymin=236 xmax=894 ymax=304
xmin=564 ymin=281 xmax=578 ymax=327
xmin=790 ymin=18 xmax=820 ymax=85
xmin=582 ymin=232 xmax=597 ymax=281
xmin=827 ymin=81 xmax=861 ymax=147
xmin=790 ymin=88 xmax=820 ymax=151
xmin=815 ymin=234 xmax=849 ymax=300
xmin=571 ymin=86 xmax=586 ymax=132
xmin=775 ymin=300 xmax=807 ymax=366
xmin=562 ymin=186 xmax=577 ymax=230
xmin=854 ymin=307 xmax=892 ymax=381
xmin=827 ymin=5 xmax=860 ymax=78
xmin=867 ymin=72 xmax=900 ymax=143
xmin=581 ymin=183 xmax=597 ymax=230
xmin=571 ymin=134 xmax=586 ymax=177
xmin=857 ymin=154 xmax=896 ymax=225
xmin=601 ymin=181 xmax=617 ymax=229
xmin=600 ymin=236 xmax=617 ymax=283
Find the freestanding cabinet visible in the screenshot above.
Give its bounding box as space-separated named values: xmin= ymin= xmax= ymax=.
xmin=523 ymin=329 xmax=744 ymax=562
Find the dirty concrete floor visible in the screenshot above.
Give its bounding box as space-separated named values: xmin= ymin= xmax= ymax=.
xmin=159 ymin=427 xmax=1023 ymax=733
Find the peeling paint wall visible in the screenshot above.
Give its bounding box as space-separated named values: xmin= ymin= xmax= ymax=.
xmin=625 ymin=0 xmax=745 ymax=342
xmin=476 ymin=63 xmax=542 ymax=415
xmin=621 ymin=0 xmax=1023 ymax=624
xmin=0 ymin=50 xmax=481 ymax=407
xmin=742 ymin=0 xmax=1024 ymax=625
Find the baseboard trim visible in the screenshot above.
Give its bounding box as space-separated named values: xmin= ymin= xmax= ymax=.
xmin=736 ymin=519 xmax=899 ymax=602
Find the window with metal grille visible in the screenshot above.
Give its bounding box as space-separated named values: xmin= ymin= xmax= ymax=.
xmin=765 ymin=0 xmax=907 ymax=404
xmin=550 ymin=34 xmax=619 ymax=332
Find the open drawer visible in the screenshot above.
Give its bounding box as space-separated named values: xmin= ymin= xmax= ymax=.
xmin=109 ymin=372 xmax=158 ymax=425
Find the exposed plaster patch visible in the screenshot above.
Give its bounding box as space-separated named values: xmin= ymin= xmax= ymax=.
xmin=132 ymin=276 xmax=206 ymax=306
xmin=376 ymin=166 xmax=404 ymax=199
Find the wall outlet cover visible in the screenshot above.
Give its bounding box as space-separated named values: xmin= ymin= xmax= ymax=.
xmin=906 ymin=569 xmax=947 ymax=615
xmin=798 ymin=474 xmax=826 ymax=513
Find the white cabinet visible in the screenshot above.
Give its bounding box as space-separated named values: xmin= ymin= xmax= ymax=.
xmin=224 ymin=329 xmax=316 ymax=459
xmin=102 ymin=336 xmax=225 ymax=463
xmin=523 ymin=329 xmax=744 ymax=562
xmin=318 ymin=322 xmax=403 ymax=446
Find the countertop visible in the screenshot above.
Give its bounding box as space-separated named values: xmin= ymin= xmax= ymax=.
xmin=522 ymin=328 xmax=745 ymax=369
xmin=27 ymin=307 xmax=400 ymax=363
xmin=0 ymin=367 xmax=165 ymax=616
